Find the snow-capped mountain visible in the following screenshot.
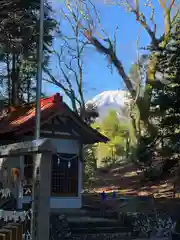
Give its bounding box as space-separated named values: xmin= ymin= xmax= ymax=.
xmin=87 ymin=90 xmax=131 ymax=121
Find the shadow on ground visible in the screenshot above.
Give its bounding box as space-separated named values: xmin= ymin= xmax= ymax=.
xmin=90 ymin=162 xmax=176 ymax=198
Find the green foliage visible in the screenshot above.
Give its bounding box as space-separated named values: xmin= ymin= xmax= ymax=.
xmin=135 ymin=25 xmax=180 ymax=177
xmin=0 ymin=0 xmax=57 ymax=105
xmin=151 ymin=30 xmax=180 ymax=146
xmin=92 ymin=109 xmax=134 ymax=167
xmin=84 ymin=109 xmax=133 ymax=187
xmin=84 ymin=145 xmax=97 ymax=189
xmin=83 ymin=105 xmax=99 ymax=189
xmin=129 ymin=54 xmax=148 ymax=93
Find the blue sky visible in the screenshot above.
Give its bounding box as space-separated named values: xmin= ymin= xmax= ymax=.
xmin=43 ymin=0 xmax=165 ymax=103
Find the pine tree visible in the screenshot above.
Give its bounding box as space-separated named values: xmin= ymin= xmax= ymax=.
xmin=0 ymin=0 xmax=57 ymax=105
xmin=142 ymin=24 xmax=180 ymax=176
xmin=135 ymin=20 xmax=180 ymax=176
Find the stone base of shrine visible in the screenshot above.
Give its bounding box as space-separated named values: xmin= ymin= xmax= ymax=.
xmin=22 ymin=196 xmax=82 ymax=209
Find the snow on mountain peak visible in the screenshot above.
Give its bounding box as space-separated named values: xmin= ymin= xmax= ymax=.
xmin=87 ymin=90 xmax=131 ymax=120
xmin=88 ymin=90 xmax=130 ymax=107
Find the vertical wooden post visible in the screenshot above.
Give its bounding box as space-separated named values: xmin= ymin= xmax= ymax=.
xmin=0 ymin=229 xmax=12 ymax=240
xmin=0 ymin=233 xmax=6 ymax=240
xmin=4 ymin=225 xmax=18 ymax=240
xmin=10 ymin=223 xmax=23 ymax=240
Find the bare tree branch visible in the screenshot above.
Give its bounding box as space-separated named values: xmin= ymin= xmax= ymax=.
xmin=60 ymin=0 xmax=178 ymax=137
xmin=158 ymin=0 xmax=167 ymax=9
xmin=45 ymin=2 xmax=88 ymax=116
xmin=84 ymin=31 xmax=136 ymax=97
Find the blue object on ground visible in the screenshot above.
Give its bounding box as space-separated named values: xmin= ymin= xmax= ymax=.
xmin=101 ymin=191 xmax=107 ymax=201
xmin=112 ymin=191 xmax=116 ymax=199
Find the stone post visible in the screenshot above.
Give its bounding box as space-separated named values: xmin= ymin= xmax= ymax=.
xmin=0 ymin=139 xmax=54 ymax=240
xmin=35 ymin=152 xmax=52 ymax=240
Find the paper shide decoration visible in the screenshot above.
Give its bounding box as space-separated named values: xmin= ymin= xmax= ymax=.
xmin=56 ymin=153 xmax=78 ymax=168
xmin=0 ymin=188 xmax=11 ymax=198
xmin=23 ymin=231 xmax=32 ymax=240
xmin=0 ymin=208 xmax=32 ymax=222
xmin=0 ymin=208 xmax=33 ymax=240
xmin=0 ymin=188 xmax=32 ymax=223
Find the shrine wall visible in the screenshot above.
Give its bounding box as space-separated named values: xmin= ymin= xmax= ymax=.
xmin=50 ymin=138 xmax=83 ymax=209
xmin=0 ymin=137 xmax=83 ymax=210
xmin=50 ymin=138 xmax=79 ymax=154
xmin=20 ymin=138 xmax=83 ymax=209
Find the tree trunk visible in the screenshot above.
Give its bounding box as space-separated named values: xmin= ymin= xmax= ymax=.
xmin=11 ymin=53 xmax=19 ymax=106
xmin=27 ymin=79 xmax=31 ymax=103
xmin=85 ymin=33 xmax=158 ymax=138
xmin=6 ymin=54 xmax=11 ymax=105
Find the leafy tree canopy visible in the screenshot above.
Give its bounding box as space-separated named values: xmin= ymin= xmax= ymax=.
xmin=92 ymin=109 xmax=134 ymax=167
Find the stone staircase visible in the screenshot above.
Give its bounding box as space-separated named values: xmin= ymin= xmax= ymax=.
xmin=50 ymin=207 xmax=132 ymax=240
xmin=68 ymin=217 xmax=129 ymax=235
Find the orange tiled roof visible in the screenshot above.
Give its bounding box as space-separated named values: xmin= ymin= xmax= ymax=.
xmin=0 ymin=93 xmax=64 ymax=135
xmin=0 ymin=93 xmax=109 ymax=143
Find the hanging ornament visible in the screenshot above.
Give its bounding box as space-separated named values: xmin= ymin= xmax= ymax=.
xmin=19 ymin=185 xmax=23 ymax=199
xmin=25 ymin=188 xmax=31 ymax=195
xmin=0 ymin=210 xmax=3 ymax=219
xmin=57 ymin=156 xmax=61 ymax=166
xmin=19 ymin=211 xmax=26 ymax=222
xmin=12 ymin=211 xmax=16 ymax=221
xmin=0 ymin=188 xmax=11 ymax=198
xmin=11 ymin=168 xmax=20 ymax=184
xmin=68 ymin=160 xmax=71 ymax=168
xmin=25 ymin=231 xmax=32 ymax=240
xmin=4 ymin=211 xmax=8 ymax=222
xmin=26 ymin=210 xmax=31 ymax=220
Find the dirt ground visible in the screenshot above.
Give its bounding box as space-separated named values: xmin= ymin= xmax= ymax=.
xmin=90 ymin=161 xmax=177 ymax=198
xmin=83 ymin=162 xmax=180 ymax=215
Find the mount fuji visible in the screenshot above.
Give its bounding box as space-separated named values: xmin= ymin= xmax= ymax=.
xmin=87 ymin=90 xmax=131 ymax=121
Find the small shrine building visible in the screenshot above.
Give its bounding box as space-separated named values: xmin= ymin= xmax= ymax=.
xmin=0 ymin=93 xmax=108 ymax=210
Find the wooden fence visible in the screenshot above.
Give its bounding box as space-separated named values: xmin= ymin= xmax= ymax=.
xmin=0 ymin=223 xmax=24 ymax=240
xmin=0 ymin=210 xmax=31 ymax=240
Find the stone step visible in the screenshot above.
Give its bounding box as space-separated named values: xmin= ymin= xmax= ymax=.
xmin=72 ymin=233 xmax=131 ymax=240
xmin=70 ymin=226 xmax=129 ymax=235
xmin=50 ymin=214 xmax=131 ymax=239
xmin=68 ymin=218 xmax=130 ymax=235
xmin=54 ymin=207 xmax=118 ymax=219
xmin=68 ymin=219 xmax=122 ymax=227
